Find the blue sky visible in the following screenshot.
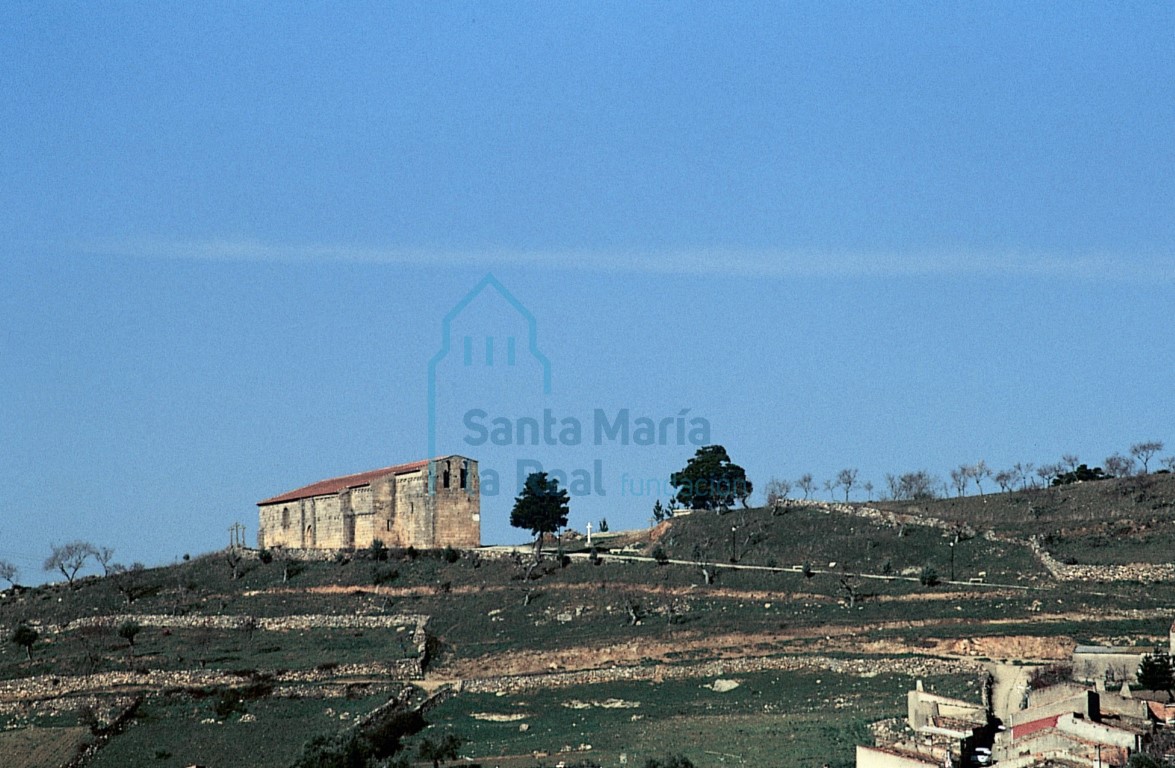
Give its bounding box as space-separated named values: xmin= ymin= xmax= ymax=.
xmin=1 ymin=3 xmax=1172 ymax=581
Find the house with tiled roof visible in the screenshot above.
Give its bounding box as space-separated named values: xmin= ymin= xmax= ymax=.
xmin=257 ymin=456 xmax=479 ymax=551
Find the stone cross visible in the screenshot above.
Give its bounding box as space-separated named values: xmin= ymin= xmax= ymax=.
xmin=586 ymin=521 xmax=592 ymax=546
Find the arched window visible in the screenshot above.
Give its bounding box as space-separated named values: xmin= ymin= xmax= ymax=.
xmin=281 ymin=508 xmax=290 ymax=528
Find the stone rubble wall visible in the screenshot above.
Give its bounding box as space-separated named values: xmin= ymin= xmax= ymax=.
xmin=1026 ymin=536 xmax=1175 ymax=582
xmin=462 ymin=654 xmax=982 ymax=695
xmin=0 ymin=613 xmax=431 ymax=711
xmin=776 ymin=499 xmax=957 ymax=532
xmin=3 ymin=613 xmax=428 ymax=641
xmin=781 ymin=499 xmax=1175 ymax=583
xmin=0 ymin=661 xmax=423 ymax=712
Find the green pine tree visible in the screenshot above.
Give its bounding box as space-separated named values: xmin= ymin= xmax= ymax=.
xmin=510 ymin=472 xmax=570 ymax=555
xmin=1137 ymin=648 xmax=1174 ymax=694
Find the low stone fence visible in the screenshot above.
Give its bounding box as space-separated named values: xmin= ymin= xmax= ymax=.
xmin=5 ymin=613 xmax=428 ymax=643
xmin=778 ymin=499 xmax=1175 ymax=584
xmin=0 ymin=612 xmax=432 ymax=710
xmin=776 ymin=499 xmax=957 ymax=533
xmin=1027 ymin=537 xmax=1175 ymax=582
xmin=0 ymin=661 xmax=423 ymax=712
xmin=462 ymin=654 xmax=981 ymax=695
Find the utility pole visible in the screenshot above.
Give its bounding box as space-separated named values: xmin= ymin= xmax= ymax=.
xmin=949 ymin=541 xmax=955 ymax=581
xmin=730 ymin=526 xmax=738 ymax=563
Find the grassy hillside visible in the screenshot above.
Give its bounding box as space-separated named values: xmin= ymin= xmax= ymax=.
xmin=2 ymin=477 xmax=1174 ymax=767
xmin=874 ymin=471 xmax=1175 ymax=564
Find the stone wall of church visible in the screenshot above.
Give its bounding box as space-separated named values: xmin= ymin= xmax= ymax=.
xmin=258 ymin=457 xmax=480 ymax=551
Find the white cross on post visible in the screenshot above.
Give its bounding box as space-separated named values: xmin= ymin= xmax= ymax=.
xmin=586 ymin=521 xmax=592 ymax=546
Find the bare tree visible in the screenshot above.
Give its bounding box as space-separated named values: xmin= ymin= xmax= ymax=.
xmin=765 ymin=477 xmax=792 ymax=510
xmin=1104 ymin=453 xmax=1136 ymax=478
xmin=822 ymin=478 xmax=836 ymax=501
xmin=276 ymin=548 xmax=302 ymax=583
xmin=44 ymin=541 xmax=98 ymax=586
xmin=886 ymin=471 xmax=937 ymax=501
xmin=796 ymin=473 xmax=815 ymax=500
xmin=624 ymin=598 xmax=644 ymax=626
xmin=1061 ymin=454 xmax=1081 ymax=473
xmin=839 ymin=572 xmax=863 ymax=609
xmin=950 ymin=466 xmax=969 ymax=497
xmin=1130 ymin=441 xmax=1164 ymax=474
xmin=1014 ymin=462 xmax=1035 ymax=490
xmin=110 ymin=563 xmax=149 ymax=605
xmin=970 ymin=460 xmax=992 ymax=497
xmin=1162 ymin=456 xmax=1175 ymax=473
xmin=225 ymin=547 xmax=244 ymax=580
xmin=836 ymin=468 xmax=859 ymax=502
xmin=994 ymin=469 xmax=1014 ymax=493
xmin=95 ymin=547 xmax=116 ymax=577
xmin=863 ymin=480 xmax=874 ymax=499
xmin=1036 ymin=463 xmax=1060 ymax=487
xmin=0 ymin=560 xmax=18 ymax=588
xmin=696 ymin=559 xmax=717 ymax=585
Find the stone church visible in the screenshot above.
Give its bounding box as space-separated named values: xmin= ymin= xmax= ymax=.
xmin=257 ymin=456 xmax=479 ymax=550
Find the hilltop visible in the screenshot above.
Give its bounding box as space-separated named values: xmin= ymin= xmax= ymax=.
xmin=2 ymin=473 xmax=1174 ymax=768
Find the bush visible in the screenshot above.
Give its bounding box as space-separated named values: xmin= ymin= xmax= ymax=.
xmin=919 ymin=567 xmax=940 ymax=587
xmin=292 ymin=731 xmax=371 ymax=768
xmin=644 ymin=756 xmax=695 ymax=768
xmin=258 ymin=549 xmax=273 ymax=564
xmin=213 ymin=689 xmax=247 ymax=719
xmin=442 ymin=545 xmax=460 ymax=564
xmin=370 ymin=539 xmax=389 ymax=562
xmin=118 ymin=620 xmax=142 ymax=647
xmin=77 ymin=703 xmax=102 ymax=734
xmin=652 ymin=546 xmax=669 ymax=565
xmin=372 ymin=565 xmax=400 ymax=586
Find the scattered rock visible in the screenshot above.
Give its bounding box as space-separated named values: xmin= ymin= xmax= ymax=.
xmin=472 ymin=712 xmax=528 ymax=722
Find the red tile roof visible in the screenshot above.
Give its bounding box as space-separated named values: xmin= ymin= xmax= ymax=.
xmin=1012 ymin=714 xmax=1061 ymax=740
xmin=1147 ymin=701 xmax=1175 ymax=723
xmin=258 ymin=459 xmax=431 ymax=505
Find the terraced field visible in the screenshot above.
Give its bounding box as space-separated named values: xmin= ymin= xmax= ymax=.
xmin=2 ymin=474 xmax=1173 ymax=767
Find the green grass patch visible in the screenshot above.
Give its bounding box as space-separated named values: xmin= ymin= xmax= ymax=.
xmin=422 ymin=670 xmax=976 ymax=768
xmin=87 ymin=692 xmax=387 ymax=768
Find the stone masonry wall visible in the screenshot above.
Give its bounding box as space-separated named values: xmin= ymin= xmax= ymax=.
xmin=258 ymin=456 xmax=480 ymax=551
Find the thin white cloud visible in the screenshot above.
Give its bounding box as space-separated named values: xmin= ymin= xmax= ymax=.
xmin=66 ymin=237 xmax=1174 ymax=282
